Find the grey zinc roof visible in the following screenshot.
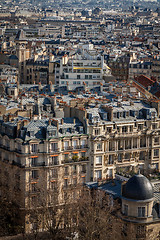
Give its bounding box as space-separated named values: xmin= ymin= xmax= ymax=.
xmin=98 ymin=180 xmax=122 ymax=198
xmin=25 ymin=119 xmax=48 ymax=129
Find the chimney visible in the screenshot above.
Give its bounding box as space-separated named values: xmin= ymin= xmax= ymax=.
xmin=49 ymin=54 xmax=54 ymax=62
xmin=117 ymin=102 xmax=122 ymax=107
xmin=23 ymin=119 xmax=29 ymax=126
xmin=34 ymin=54 xmax=38 ymax=62
xmin=17 ymin=121 xmax=22 ymax=137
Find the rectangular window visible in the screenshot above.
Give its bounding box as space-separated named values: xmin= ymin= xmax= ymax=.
xmin=95 ymin=129 xmax=100 ymax=135
xmin=31 ymin=144 xmax=38 ymax=153
xmin=64 ymin=141 xmax=69 ymax=150
xmin=133 ymin=138 xmax=137 ymax=148
xmin=73 ymin=140 xmax=78 ymax=149
xmin=95 ymin=170 xmax=102 ymax=180
xmin=81 ymin=165 xmax=86 ymax=173
xmin=124 ymin=204 xmax=128 ymax=216
xmin=152 ymin=123 xmax=157 ymax=130
xmin=97 ymin=143 xmax=102 ymax=151
xmin=64 ymin=179 xmax=68 ymax=188
xmin=31 ymin=170 xmax=39 ymax=179
xmin=138 ymin=124 xmax=143 ymax=130
xmin=108 ymin=155 xmax=113 ymax=164
xmin=122 ymin=126 xmax=127 ymax=133
xmin=73 ymin=165 xmax=77 ymax=173
xmin=118 ymin=153 xmax=122 ymax=162
xmin=154 ymin=149 xmax=159 ymax=157
xmin=96 ymin=156 xmax=102 ymax=165
xmin=81 ymin=139 xmax=86 ymax=148
xmin=107 ymin=127 xmax=112 ymax=133
xmin=77 ymin=75 xmax=80 ymax=79
xmin=138 ymin=207 xmax=145 ymax=217
xmin=31 ymin=157 xmax=38 ymax=166
xmin=50 ymin=142 xmax=58 ymax=152
xmin=51 ymin=156 xmax=59 ymax=165
xmin=154 ymin=137 xmax=159 ymax=145
xmin=118 ymin=140 xmax=123 ymax=150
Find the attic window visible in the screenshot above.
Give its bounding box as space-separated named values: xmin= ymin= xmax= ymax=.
xmin=53 ymin=130 xmax=56 ymax=135
xmin=103 ymin=113 xmax=107 ymax=120
xmin=79 ymin=127 xmax=83 ymax=133
xmin=70 ymin=128 xmax=75 ymax=133
xmin=30 ymin=131 xmax=34 ymax=137
xmin=49 ymin=131 xmax=53 ymax=137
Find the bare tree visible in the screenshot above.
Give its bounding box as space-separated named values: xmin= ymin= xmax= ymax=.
xmin=76 ymin=187 xmax=122 ymax=240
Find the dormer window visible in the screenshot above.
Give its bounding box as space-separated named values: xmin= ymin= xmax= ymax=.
xmin=30 ymin=131 xmax=34 ymax=137
xmin=79 ymin=126 xmax=83 ymax=133
xmin=103 ymin=113 xmax=108 ymax=120
xmin=71 ymin=128 xmax=75 ymax=133
xmin=48 ymin=131 xmax=53 ymax=137
xmin=53 ymin=130 xmax=56 ymax=136
xmin=113 ymin=113 xmax=117 ymax=118
xmin=138 ymin=124 xmax=143 ymax=131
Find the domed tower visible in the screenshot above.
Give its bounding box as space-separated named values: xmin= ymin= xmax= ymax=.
xmin=121 ymin=173 xmax=154 ymax=221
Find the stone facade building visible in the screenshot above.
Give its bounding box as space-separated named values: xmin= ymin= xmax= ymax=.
xmin=0 ymin=117 xmax=89 ymax=232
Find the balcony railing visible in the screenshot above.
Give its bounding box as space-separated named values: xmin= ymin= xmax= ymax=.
xmin=31 ymin=162 xmax=46 ymax=167
xmin=49 ymin=161 xmax=59 ymax=166
xmin=63 ymin=146 xmax=73 ymax=151
xmin=62 ymin=157 xmax=89 ymax=164
xmin=49 ymin=148 xmax=60 ymax=153
xmin=63 ymin=145 xmax=88 ymax=151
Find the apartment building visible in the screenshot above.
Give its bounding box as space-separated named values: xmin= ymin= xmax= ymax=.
xmin=59 ymin=44 xmax=110 ymax=90
xmin=26 ymin=56 xmax=49 ymax=85
xmin=129 ymin=61 xmax=152 ymax=80
xmin=0 ymin=117 xmax=89 ymax=232
xmin=152 ymin=56 xmax=160 ymax=82
xmin=108 ymin=54 xmax=130 ymax=81
xmin=87 ymin=100 xmax=160 ymax=180
xmin=0 ymin=65 xmax=18 ymax=83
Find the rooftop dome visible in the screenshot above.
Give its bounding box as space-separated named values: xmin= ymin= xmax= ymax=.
xmin=122 ymin=174 xmax=153 ymax=201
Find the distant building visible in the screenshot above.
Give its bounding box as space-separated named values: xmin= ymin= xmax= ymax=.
xmin=59 ymin=44 xmax=110 ymax=90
